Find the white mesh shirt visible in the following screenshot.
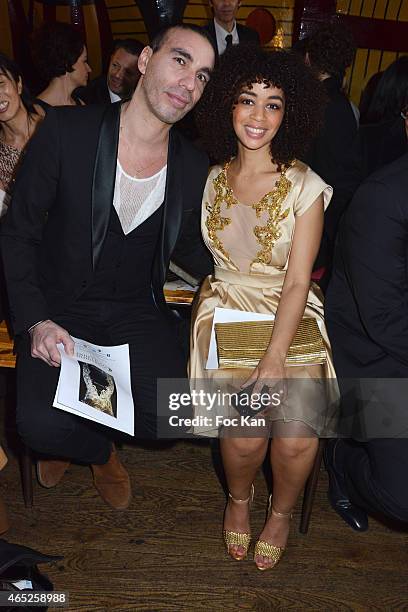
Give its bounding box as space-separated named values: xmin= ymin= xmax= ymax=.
xmin=113 ymin=160 xmax=167 ymax=235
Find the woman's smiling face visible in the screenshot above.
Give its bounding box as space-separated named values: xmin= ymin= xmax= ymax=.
xmin=0 ymin=70 xmax=22 ymax=124
xmin=232 ymin=81 xmax=285 ymax=153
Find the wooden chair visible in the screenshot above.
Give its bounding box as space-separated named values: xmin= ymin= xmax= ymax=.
xmin=0 ymin=321 xmax=33 ymax=507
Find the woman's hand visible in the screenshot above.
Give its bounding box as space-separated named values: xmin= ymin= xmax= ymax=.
xmin=241 ymin=351 xmax=287 ymax=408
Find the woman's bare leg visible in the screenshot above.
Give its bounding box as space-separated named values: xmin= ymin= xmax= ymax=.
xmin=255 ymin=421 xmax=318 ymax=569
xmin=221 ymin=435 xmax=268 ymax=559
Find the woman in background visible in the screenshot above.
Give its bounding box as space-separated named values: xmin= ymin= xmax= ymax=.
xmin=0 ymin=53 xmax=44 ymax=216
xmin=190 ymin=45 xmax=338 ymax=571
xmin=0 ymin=54 xmax=40 ymax=531
xmin=31 ymin=21 xmax=91 ymax=107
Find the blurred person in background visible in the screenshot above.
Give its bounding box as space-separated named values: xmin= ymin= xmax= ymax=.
xmin=31 ymin=21 xmax=91 ymax=108
xmin=302 ymin=22 xmax=360 ymax=290
xmin=358 ymin=57 xmax=408 ymax=179
xmin=0 ymin=53 xmax=44 ymax=216
xmin=204 ymin=0 xmax=259 ymax=56
xmin=358 ymin=70 xmax=383 ymax=124
xmin=78 ymin=38 xmax=144 ymax=105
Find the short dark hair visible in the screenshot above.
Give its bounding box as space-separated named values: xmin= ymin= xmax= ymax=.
xmin=306 ymin=22 xmax=355 ymax=81
xmin=196 ymin=44 xmax=326 ymax=167
xmin=151 ymin=24 xmax=215 ymax=55
xmin=112 ymin=38 xmax=144 ymax=57
xmin=31 ymin=21 xmax=85 ymax=83
xmin=0 ymin=52 xmax=38 ymax=115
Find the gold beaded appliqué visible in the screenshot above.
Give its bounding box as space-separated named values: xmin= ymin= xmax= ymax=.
xmin=205 ymin=163 xmax=292 ymax=264
xmin=205 ymin=166 xmax=238 ymax=261
xmin=252 ymin=167 xmax=292 ymax=265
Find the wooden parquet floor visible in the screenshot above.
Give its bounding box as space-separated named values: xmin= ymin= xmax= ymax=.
xmin=1 ymin=399 xmax=408 ymax=611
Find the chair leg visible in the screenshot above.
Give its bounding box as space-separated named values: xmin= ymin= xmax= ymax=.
xmin=20 ymin=444 xmax=33 ymax=508
xmin=299 ymin=438 xmax=327 ymax=534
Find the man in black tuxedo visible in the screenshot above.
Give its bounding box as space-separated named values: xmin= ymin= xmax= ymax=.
xmin=204 ymin=0 xmax=259 ymax=56
xmin=79 ymin=38 xmax=144 ymax=104
xmin=325 ymin=153 xmax=408 ymax=529
xmin=1 ymin=24 xmax=215 ymax=510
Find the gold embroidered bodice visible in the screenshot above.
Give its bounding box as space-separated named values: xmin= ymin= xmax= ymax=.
xmin=204 ymin=162 xmax=293 ymax=270
xmin=201 ymin=161 xmax=333 ymax=276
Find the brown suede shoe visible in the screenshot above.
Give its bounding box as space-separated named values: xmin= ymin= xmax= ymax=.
xmin=37 ymin=459 xmax=70 ymax=488
xmin=0 ymin=495 xmax=9 ymax=534
xmin=91 ymin=446 xmax=131 ymax=510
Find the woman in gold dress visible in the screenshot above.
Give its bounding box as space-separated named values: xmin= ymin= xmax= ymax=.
xmin=190 ymin=45 xmax=339 ymax=570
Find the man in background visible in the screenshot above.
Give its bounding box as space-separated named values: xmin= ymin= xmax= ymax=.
xmin=204 ymin=0 xmax=259 ymax=56
xmin=302 ymin=23 xmax=360 ymax=290
xmin=79 ymin=38 xmax=144 ymax=104
xmin=325 ymin=153 xmax=408 ymax=530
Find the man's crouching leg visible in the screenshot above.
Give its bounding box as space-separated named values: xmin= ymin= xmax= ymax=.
xmin=16 ymin=341 xmax=131 ymax=509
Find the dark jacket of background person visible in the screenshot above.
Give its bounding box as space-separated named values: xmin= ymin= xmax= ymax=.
xmin=325 ymin=152 xmax=408 ymax=380
xmin=1 ymin=103 xmax=213 ymax=336
xmin=358 ymin=116 xmax=408 ymax=180
xmin=203 ymin=20 xmax=259 ymax=54
xmin=77 ymin=73 xmax=110 ymax=105
xmin=303 ymin=76 xmax=360 ymax=277
xmin=358 ymin=70 xmax=383 ymax=124
xmin=325 ymin=155 xmax=408 ymax=511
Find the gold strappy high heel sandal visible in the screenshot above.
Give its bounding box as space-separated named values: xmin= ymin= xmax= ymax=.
xmin=254 ymin=495 xmax=293 ymax=571
xmin=223 ymin=484 xmax=254 ymax=561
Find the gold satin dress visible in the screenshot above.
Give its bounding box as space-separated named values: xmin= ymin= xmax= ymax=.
xmin=189 ymin=161 xmax=340 ymax=437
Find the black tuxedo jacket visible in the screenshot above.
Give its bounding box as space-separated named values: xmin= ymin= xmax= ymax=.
xmin=325 ymin=153 xmax=408 ymax=378
xmin=1 ymin=102 xmax=212 ymax=335
xmin=204 ymin=20 xmax=260 ymax=54
xmin=75 ymin=74 xmax=111 ymax=105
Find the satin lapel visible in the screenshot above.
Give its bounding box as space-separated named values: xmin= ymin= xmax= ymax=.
xmin=91 ymin=102 xmax=120 ymax=269
xmin=157 ymin=129 xmax=183 ymax=284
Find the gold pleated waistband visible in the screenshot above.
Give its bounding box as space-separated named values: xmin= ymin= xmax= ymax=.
xmin=213 ymin=266 xmax=286 ymax=288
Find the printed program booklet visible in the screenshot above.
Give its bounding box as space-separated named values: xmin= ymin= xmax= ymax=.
xmin=53 ymin=337 xmax=134 ymax=435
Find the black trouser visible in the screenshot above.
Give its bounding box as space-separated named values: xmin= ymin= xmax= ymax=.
xmin=16 ymin=298 xmax=187 ymax=464
xmin=344 ymin=439 xmax=408 ymax=522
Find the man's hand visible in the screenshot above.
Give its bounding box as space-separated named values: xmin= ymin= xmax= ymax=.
xmin=29 ymin=319 xmax=74 ymax=367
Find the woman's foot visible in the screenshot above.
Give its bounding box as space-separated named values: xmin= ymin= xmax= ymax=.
xmin=223 ymin=485 xmax=253 ymax=560
xmin=254 ymin=504 xmax=292 ymax=570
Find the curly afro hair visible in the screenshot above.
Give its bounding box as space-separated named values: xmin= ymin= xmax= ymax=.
xmin=31 ymin=21 xmax=84 ymax=84
xmin=306 ymin=22 xmax=355 ymax=80
xmin=195 ymin=44 xmax=326 ymax=167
